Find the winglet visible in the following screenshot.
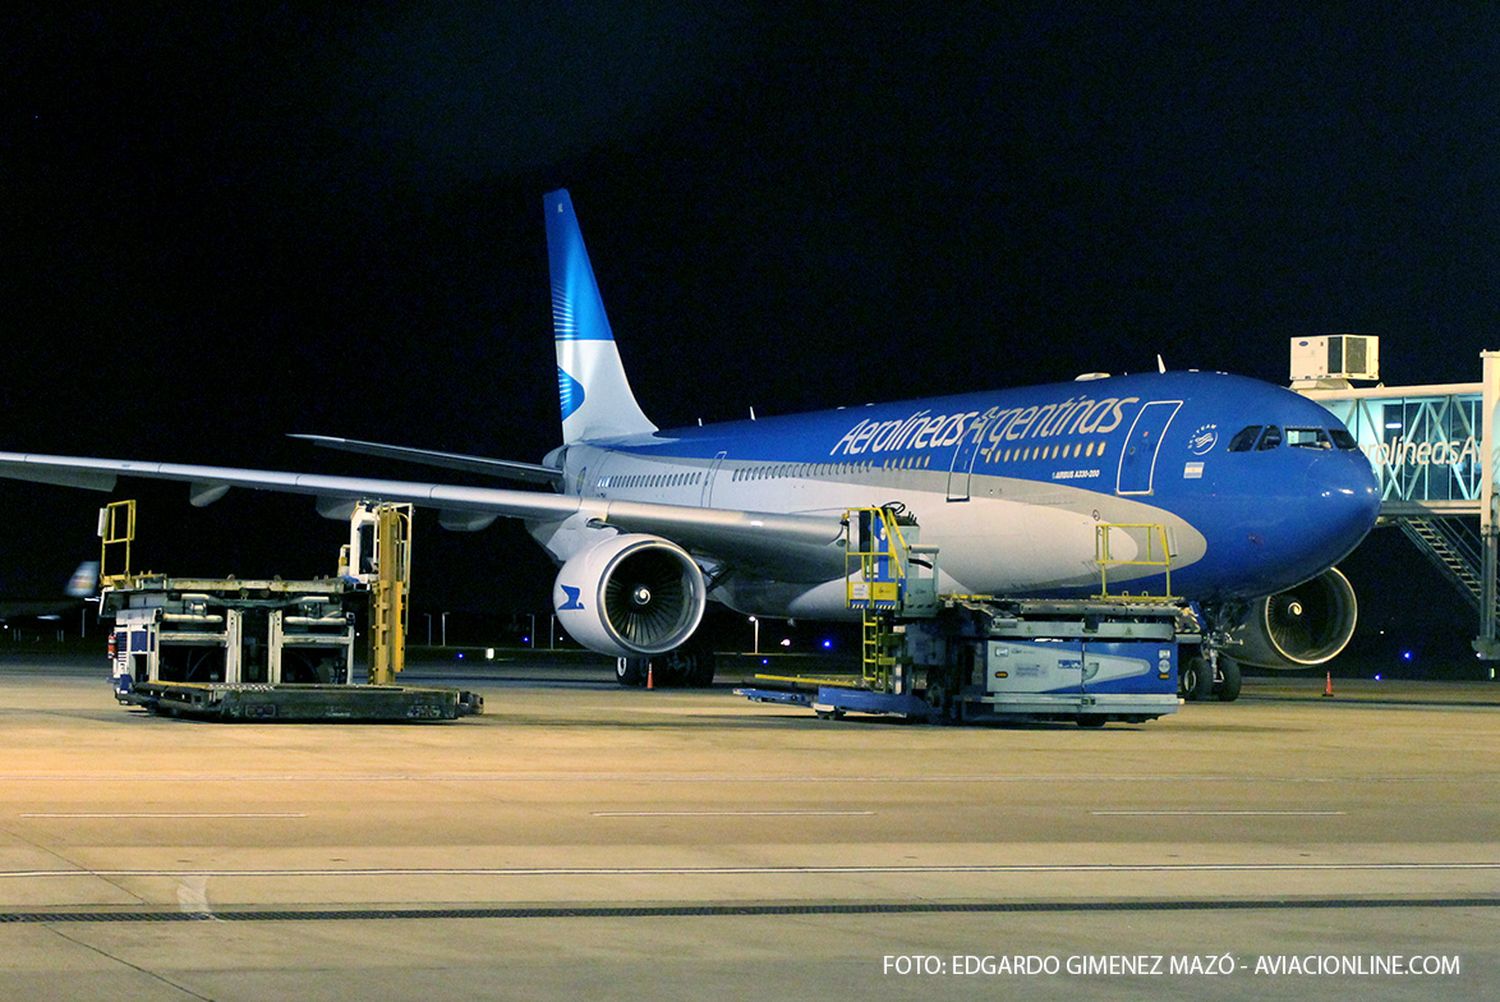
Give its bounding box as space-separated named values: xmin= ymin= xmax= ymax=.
xmin=544 ymin=190 xmax=656 ymax=443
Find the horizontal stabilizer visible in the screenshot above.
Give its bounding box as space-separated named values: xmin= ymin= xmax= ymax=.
xmin=290 ymin=435 xmax=563 ymax=487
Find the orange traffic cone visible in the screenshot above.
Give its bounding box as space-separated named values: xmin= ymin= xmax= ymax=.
xmin=1322 ymin=671 xmax=1334 ymax=698
xmin=646 ymin=661 xmax=655 ymax=690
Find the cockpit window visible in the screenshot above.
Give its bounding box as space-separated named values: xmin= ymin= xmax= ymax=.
xmin=1286 ymin=427 xmax=1332 ymax=450
xmin=1227 ymin=426 xmax=1263 ymax=452
xmin=1329 ymin=428 xmax=1358 ymax=450
xmin=1256 ymin=425 xmax=1282 ymax=450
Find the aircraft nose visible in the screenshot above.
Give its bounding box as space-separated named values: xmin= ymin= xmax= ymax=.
xmin=1309 ymin=452 xmax=1381 ymax=559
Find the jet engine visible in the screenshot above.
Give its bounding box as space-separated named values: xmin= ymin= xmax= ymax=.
xmin=1221 ymin=566 xmax=1358 ymax=669
xmin=553 ymin=534 xmax=707 ymax=658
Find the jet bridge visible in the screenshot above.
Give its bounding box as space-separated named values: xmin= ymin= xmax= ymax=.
xmin=1294 ymin=342 xmax=1500 ymax=660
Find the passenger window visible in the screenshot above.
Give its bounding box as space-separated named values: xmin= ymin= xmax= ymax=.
xmin=1228 ymin=426 xmax=1262 ymax=452
xmin=1329 ymin=428 xmax=1357 ymax=450
xmin=1257 ymin=426 xmax=1282 ymax=450
xmin=1286 ymin=427 xmax=1331 ymax=449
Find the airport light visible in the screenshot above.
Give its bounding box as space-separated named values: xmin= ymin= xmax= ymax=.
xmin=441 ymin=611 xmax=448 ymax=647
xmin=424 ymin=613 xmax=432 ymax=646
xmin=749 ymin=616 xmax=759 ymax=654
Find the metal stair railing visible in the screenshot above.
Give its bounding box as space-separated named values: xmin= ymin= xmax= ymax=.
xmin=1398 ymin=516 xmax=1483 ymax=611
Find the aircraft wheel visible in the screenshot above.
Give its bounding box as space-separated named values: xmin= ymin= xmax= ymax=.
xmin=615 ymin=657 xmax=647 ymax=687
xmin=1182 ymin=656 xmax=1214 ymax=701
xmin=1216 ymin=657 xmax=1243 ymax=702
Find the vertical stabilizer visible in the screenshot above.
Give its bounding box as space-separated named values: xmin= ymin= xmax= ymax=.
xmin=545 ymin=189 xmax=657 ymax=443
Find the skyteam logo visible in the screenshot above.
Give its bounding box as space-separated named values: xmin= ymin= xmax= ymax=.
xmin=1188 ymin=423 xmax=1218 ymax=455
xmin=558 ymin=584 xmax=585 ymax=611
xmin=557 ymin=368 xmax=585 ymax=420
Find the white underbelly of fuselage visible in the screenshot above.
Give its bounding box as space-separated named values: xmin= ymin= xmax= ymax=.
xmin=557 ymin=453 xmax=1206 ymax=620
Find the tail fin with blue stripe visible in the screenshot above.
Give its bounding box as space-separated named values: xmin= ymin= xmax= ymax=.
xmin=544 ymin=189 xmax=656 ymax=444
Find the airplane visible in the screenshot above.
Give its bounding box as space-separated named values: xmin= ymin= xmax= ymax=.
xmin=0 ymin=190 xmax=1380 ymax=699
xmin=0 ymin=561 xmax=97 ymax=621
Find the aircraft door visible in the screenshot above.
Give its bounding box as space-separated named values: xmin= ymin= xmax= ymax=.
xmin=699 ymin=451 xmax=728 ymax=507
xmin=1115 ymin=400 xmax=1182 ymax=495
xmin=946 ymin=412 xmax=997 ymax=502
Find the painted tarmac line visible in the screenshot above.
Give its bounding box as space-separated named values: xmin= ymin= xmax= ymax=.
xmin=19 ymin=813 xmax=307 ymax=819
xmin=591 ymin=810 xmax=876 ymax=817
xmin=3 ymin=772 xmax=1475 ymax=784
xmin=2 ymin=861 xmax=1498 ymax=880
xmin=1092 ymin=810 xmax=1347 ymax=816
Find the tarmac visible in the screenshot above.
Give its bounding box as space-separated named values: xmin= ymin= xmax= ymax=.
xmin=1 ymin=649 xmax=1498 ymax=1000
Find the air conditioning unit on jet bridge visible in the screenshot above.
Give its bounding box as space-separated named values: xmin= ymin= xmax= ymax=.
xmin=1289 ymin=334 xmax=1380 ymax=383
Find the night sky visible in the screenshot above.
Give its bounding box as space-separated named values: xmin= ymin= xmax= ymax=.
xmin=3 ymin=5 xmax=1496 ymax=670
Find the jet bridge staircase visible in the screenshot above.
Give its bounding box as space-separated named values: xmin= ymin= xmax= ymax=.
xmin=1397 ymin=517 xmax=1484 ymax=612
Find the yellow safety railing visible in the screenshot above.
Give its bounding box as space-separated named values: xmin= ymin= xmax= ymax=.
xmin=1095 ymin=522 xmax=1176 ymax=601
xmin=844 ymin=506 xmax=914 ymax=610
xmin=98 ymin=500 xmax=136 ymax=585
xmin=842 ymin=507 xmax=917 ymax=690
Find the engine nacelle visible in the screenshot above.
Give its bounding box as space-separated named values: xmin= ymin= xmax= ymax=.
xmin=1222 ymin=566 xmax=1358 ymax=669
xmin=553 ymin=533 xmax=707 ymax=658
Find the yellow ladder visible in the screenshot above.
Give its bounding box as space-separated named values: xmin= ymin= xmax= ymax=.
xmin=860 ymin=610 xmax=900 ymax=691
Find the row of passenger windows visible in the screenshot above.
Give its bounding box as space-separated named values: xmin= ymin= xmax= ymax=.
xmin=597 ymin=472 xmax=704 ymax=489
xmin=1227 ymin=425 xmax=1358 ymax=452
xmin=994 ymin=440 xmax=1108 ymax=463
xmin=731 ymin=457 xmax=929 ymax=481
xmin=605 ymin=441 xmax=1114 ymax=491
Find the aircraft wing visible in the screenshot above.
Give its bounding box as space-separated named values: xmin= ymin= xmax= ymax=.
xmin=288 ymin=434 xmax=565 ymax=487
xmin=0 ymin=451 xmax=846 ymax=580
xmin=0 ymin=599 xmax=81 ymax=619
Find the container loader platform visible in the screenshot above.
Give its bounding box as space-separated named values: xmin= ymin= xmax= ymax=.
xmin=100 ymin=500 xmax=481 ymax=723
xmin=736 ymin=507 xmax=1187 ymax=726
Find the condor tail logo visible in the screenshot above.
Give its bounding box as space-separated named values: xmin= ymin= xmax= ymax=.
xmin=544 ymin=189 xmax=656 ymax=444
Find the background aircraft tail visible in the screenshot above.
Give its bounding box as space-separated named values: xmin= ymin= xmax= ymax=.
xmin=544 ymin=189 xmax=657 ymax=444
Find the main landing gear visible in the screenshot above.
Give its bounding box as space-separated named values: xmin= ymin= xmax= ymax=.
xmin=1180 ymin=652 xmax=1241 ymax=702
xmin=615 ymin=639 xmax=717 ymax=688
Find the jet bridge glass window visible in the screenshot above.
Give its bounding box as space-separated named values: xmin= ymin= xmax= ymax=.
xmin=1285 ymin=427 xmax=1331 ymax=449
xmin=1228 ymin=426 xmax=1262 ymax=451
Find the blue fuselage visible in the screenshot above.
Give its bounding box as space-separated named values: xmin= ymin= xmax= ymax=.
xmin=556 ymin=370 xmax=1379 ymax=612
